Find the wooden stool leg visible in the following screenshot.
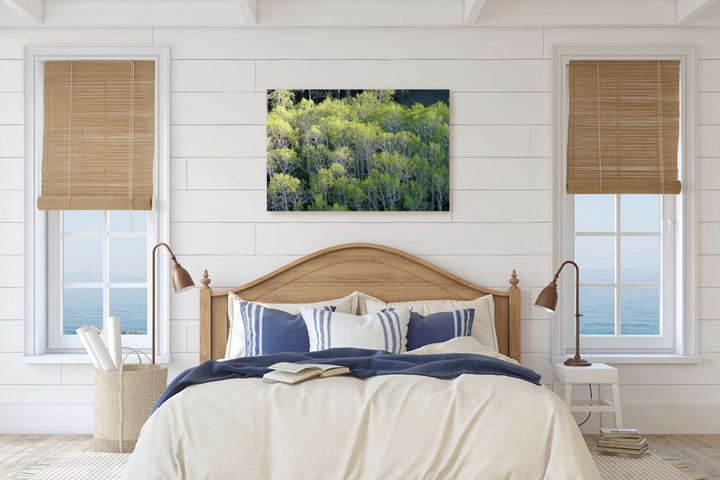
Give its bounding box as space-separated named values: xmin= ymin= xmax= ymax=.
xmin=611 ymin=382 xmax=623 ymax=428
xmin=596 ymin=384 xmax=603 ymax=429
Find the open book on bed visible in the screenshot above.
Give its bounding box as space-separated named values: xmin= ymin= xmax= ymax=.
xmin=263 ymin=362 xmax=350 ymax=385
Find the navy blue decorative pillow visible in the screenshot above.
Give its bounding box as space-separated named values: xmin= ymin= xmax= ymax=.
xmin=406 ymin=308 xmax=475 ymax=350
xmin=240 ymin=302 xmax=335 ymax=356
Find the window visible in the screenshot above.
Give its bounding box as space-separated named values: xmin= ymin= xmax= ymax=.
xmin=47 ymin=211 xmax=151 ymax=351
xmin=552 ymin=46 xmax=697 ymax=357
xmin=570 ymin=194 xmax=675 ymax=351
xmin=24 ymin=46 xmax=170 ymax=358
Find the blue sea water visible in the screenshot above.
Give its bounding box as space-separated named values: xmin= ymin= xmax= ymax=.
xmin=579 ymin=287 xmax=660 ymax=335
xmin=63 ymin=289 xmax=148 ymax=335
xmin=62 ymin=287 xmax=659 ymax=337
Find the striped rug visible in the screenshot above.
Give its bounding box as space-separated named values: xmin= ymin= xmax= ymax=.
xmin=8 ymin=449 xmax=712 ymax=480
xmin=8 ymin=451 xmax=130 ymax=480
xmin=592 ymin=450 xmax=712 ymax=480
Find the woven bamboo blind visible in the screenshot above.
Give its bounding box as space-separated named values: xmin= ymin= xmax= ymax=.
xmin=567 ymin=60 xmax=681 ymax=195
xmin=37 ymin=60 xmax=155 ymax=210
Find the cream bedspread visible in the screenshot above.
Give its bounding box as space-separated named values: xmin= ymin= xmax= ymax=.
xmin=124 ymin=338 xmax=600 ymax=479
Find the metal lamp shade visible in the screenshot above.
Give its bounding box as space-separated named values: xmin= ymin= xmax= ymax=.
xmin=171 ymin=262 xmax=195 ymax=293
xmin=534 ymin=282 xmax=558 ymax=313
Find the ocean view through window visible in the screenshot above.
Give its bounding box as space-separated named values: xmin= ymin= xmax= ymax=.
xmin=61 ymin=210 xmax=149 ymax=336
xmin=575 ymin=195 xmax=662 ymax=337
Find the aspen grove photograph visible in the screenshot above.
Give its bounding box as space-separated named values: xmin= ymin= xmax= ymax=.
xmin=266 ymin=89 xmax=450 ymax=211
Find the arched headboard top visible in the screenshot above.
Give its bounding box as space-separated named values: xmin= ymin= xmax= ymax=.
xmin=199 ymin=243 xmax=521 ymax=362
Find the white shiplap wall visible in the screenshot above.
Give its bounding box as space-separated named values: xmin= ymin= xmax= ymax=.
xmin=0 ymin=26 xmax=718 ymax=434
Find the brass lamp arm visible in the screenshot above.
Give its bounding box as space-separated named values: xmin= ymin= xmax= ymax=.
xmin=535 ymin=259 xmax=590 ymax=366
xmin=150 ymin=242 xmax=195 ymax=364
xmin=553 ymin=260 xmax=579 ymax=282
xmin=553 ymin=260 xmax=582 ymax=320
xmin=554 ymin=260 xmax=590 ymax=367
xmin=151 ymin=242 xmax=178 ymax=365
xmin=152 ymin=242 xmax=178 ymax=262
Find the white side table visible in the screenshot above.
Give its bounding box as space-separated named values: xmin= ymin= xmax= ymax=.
xmin=552 ymin=362 xmax=623 ymax=428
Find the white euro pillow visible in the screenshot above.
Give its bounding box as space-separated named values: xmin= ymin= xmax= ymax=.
xmin=358 ymin=292 xmax=498 ymax=352
xmin=405 ymin=336 xmax=518 ymax=365
xmin=225 ymin=291 xmax=358 ymax=359
xmin=301 ymin=308 xmax=411 ymax=353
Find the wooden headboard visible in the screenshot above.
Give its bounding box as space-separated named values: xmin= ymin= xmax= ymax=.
xmin=199 ymin=243 xmax=521 ymax=363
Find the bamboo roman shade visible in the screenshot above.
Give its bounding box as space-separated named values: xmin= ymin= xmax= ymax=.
xmin=37 ymin=60 xmax=155 ymax=210
xmin=567 ymin=60 xmax=681 ymax=195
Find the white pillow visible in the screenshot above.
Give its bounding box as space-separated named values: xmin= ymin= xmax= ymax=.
xmin=358 ymin=292 xmax=498 ymax=352
xmin=225 ymin=291 xmax=358 ymax=359
xmin=301 ymin=308 xmax=411 ymax=353
xmin=405 ymin=337 xmax=519 ymax=365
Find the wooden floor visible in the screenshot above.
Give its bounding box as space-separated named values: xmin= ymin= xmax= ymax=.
xmin=0 ymin=434 xmax=718 ymax=479
xmin=585 ymin=435 xmax=720 ymax=479
xmin=0 ymin=434 xmax=94 ymax=480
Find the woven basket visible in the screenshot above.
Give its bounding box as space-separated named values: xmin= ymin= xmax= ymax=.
xmin=93 ymin=350 xmax=167 ymax=453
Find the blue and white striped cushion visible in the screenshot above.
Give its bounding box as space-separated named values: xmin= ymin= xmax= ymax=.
xmin=240 ymin=302 xmax=335 ymax=357
xmin=301 ymin=308 xmax=411 ymax=353
xmin=406 ymin=308 xmax=475 ymax=350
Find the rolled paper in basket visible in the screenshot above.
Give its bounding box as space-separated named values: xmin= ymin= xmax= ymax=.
xmin=76 ymin=326 xmax=102 ymax=370
xmin=107 ymin=316 xmax=122 ymax=370
xmin=79 ymin=326 xmax=116 ymax=371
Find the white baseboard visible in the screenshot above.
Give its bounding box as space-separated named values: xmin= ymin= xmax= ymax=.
xmin=0 ymin=404 xmax=93 ymax=434
xmin=579 ymin=402 xmax=720 ymax=434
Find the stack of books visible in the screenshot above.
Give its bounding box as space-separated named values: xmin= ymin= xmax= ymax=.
xmin=597 ymin=428 xmax=648 ymax=456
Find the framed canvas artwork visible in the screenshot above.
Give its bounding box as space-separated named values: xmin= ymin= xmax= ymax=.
xmin=266 ymin=89 xmax=450 ymax=212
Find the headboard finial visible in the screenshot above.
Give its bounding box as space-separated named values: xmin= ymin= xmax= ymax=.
xmin=201 ymin=269 xmax=211 ymax=289
xmin=509 ymin=269 xmax=519 ymax=289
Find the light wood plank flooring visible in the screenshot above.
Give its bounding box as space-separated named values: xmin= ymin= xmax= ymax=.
xmin=0 ymin=434 xmax=718 ymax=479
xmin=0 ymin=435 xmax=94 ymax=480
xmin=585 ymin=435 xmax=720 ymax=479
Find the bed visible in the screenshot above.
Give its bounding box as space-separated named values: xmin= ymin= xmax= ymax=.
xmin=124 ymin=243 xmax=600 ymax=479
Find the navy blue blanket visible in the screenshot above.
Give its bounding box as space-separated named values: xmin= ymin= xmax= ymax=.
xmin=153 ymin=348 xmax=541 ymax=414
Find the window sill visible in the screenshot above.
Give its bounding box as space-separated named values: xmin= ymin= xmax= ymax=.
xmin=20 ymin=354 xmax=170 ymax=365
xmin=551 ymin=354 xmax=702 ymax=364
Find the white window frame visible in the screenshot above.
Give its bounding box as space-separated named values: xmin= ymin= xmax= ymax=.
xmin=568 ymin=194 xmax=674 ymax=351
xmin=47 ymin=210 xmax=151 ymax=351
xmin=24 ymin=45 xmax=171 ymax=359
xmin=551 ymin=45 xmax=698 ymax=359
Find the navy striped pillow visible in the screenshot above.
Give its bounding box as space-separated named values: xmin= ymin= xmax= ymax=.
xmin=406 ymin=308 xmax=475 ymax=350
xmin=240 ymin=302 xmax=335 ymax=357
